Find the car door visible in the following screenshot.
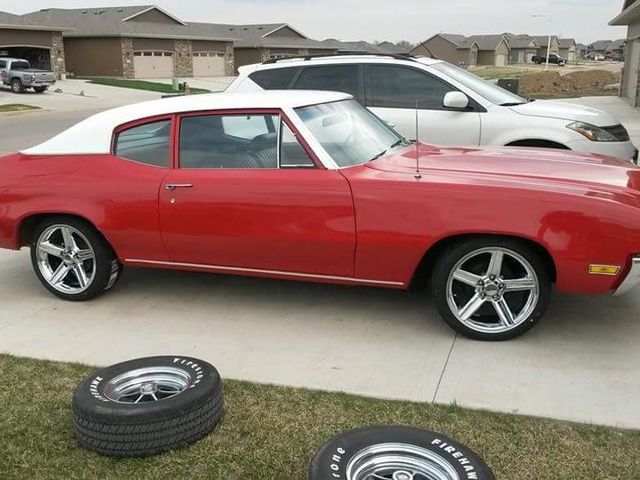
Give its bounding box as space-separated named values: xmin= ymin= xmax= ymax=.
xmin=365 ymin=64 xmax=482 ymax=146
xmin=158 ymin=110 xmax=356 ymax=277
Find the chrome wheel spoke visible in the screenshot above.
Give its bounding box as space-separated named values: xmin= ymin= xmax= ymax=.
xmin=76 ymin=249 xmax=94 ymax=262
xmin=503 ymin=277 xmax=536 ymax=292
xmin=39 ymin=242 xmax=64 ymax=258
xmin=72 ymin=265 xmax=89 ymax=288
xmin=49 ymin=263 xmax=71 ymax=286
xmin=486 ymin=250 xmax=504 ymax=277
xmin=458 ymin=293 xmax=485 ymax=321
xmin=493 ymin=298 xmax=515 ymax=327
xmin=452 ymin=269 xmax=482 ymax=287
xmin=60 ymin=226 xmax=78 ymax=250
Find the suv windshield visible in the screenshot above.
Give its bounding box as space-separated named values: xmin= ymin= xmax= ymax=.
xmin=11 ymin=61 xmax=31 ymax=70
xmin=430 ymin=62 xmax=527 ymax=106
xmin=295 ymin=99 xmax=409 ymax=168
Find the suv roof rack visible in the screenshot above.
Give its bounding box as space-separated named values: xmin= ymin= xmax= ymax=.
xmin=262 ymin=51 xmax=418 ymax=64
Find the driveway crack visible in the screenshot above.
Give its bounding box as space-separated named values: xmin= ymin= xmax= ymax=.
xmin=432 ymin=333 xmax=457 ymax=403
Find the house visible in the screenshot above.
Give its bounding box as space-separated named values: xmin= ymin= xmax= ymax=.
xmin=531 ymin=35 xmax=560 ymax=57
xmin=605 ymin=39 xmax=626 ymax=57
xmin=504 ymin=34 xmax=538 ymax=64
xmin=230 ymin=24 xmax=337 ymax=71
xmin=558 ymin=38 xmax=577 ymax=63
xmin=21 ymin=6 xmax=237 ymax=78
xmin=0 ymin=11 xmax=69 ymax=78
xmin=587 ymin=40 xmax=613 ymax=57
xmin=321 ymin=38 xmax=388 ymax=54
xmin=610 ymin=0 xmax=640 ymax=106
xmin=410 ymin=33 xmax=510 ymax=66
xmin=376 ymin=41 xmax=410 ymax=54
xmin=577 ymin=43 xmax=588 ymax=59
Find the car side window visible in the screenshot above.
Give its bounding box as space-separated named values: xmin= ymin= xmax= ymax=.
xmin=180 ymin=114 xmax=279 ymax=169
xmin=114 ymin=120 xmax=171 ymax=167
xmin=249 ymin=68 xmax=298 ymax=89
xmin=366 ymin=65 xmax=455 ymax=110
xmin=293 ymin=65 xmax=362 ymax=103
xmin=0 ymin=60 xmax=6 ymax=69
xmin=280 ymin=121 xmax=316 ymax=168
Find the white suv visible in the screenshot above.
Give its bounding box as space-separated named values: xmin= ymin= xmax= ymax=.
xmin=227 ymin=54 xmax=637 ymax=162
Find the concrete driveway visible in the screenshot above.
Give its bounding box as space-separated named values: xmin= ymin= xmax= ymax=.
xmin=0 ymin=96 xmax=639 ymax=430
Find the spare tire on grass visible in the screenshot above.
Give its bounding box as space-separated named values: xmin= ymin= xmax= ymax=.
xmin=309 ymin=425 xmax=494 ymax=480
xmin=72 ymin=355 xmax=223 ymax=457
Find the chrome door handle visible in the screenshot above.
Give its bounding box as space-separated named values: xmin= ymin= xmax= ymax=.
xmin=165 ymin=183 xmax=193 ymax=191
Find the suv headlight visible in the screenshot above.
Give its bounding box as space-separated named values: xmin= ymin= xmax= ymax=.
xmin=567 ymin=122 xmax=618 ymax=142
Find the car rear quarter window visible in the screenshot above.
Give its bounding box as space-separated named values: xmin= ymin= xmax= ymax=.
xmin=366 ymin=64 xmax=454 ymax=110
xmin=249 ymin=68 xmax=298 ymax=89
xmin=114 ymin=120 xmax=171 ymax=167
xmin=293 ymin=65 xmax=363 ymax=103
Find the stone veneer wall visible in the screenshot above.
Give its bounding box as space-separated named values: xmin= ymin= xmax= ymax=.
xmin=175 ymin=40 xmax=193 ymax=77
xmin=51 ymin=32 xmax=67 ymax=79
xmin=121 ymin=37 xmax=134 ymax=79
xmin=224 ymin=42 xmax=234 ymax=76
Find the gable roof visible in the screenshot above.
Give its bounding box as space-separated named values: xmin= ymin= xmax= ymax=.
xmin=439 ymin=33 xmax=467 ymax=47
xmin=21 ymin=6 xmax=238 ymax=41
xmin=504 ymin=34 xmax=538 ymax=49
xmin=376 ymin=41 xmax=409 ymax=54
xmin=121 ymin=5 xmax=184 ymax=25
xmin=222 ymin=23 xmax=327 ymax=49
xmin=0 ymin=10 xmax=70 ymax=31
xmin=321 ymin=38 xmax=386 ymax=53
xmin=460 ymin=34 xmax=508 ymax=51
xmin=589 ymin=39 xmax=612 ymax=50
xmin=558 ymin=38 xmax=576 ymax=48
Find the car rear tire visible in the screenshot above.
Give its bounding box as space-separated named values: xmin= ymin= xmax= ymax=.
xmin=33 ymin=86 xmax=48 ymax=93
xmin=10 ymin=78 xmax=24 ymax=93
xmin=73 ymin=356 xmax=224 ymax=457
xmin=309 ymin=425 xmax=494 ymax=480
xmin=431 ymin=236 xmax=551 ymax=341
xmin=30 ymin=216 xmax=122 ymax=301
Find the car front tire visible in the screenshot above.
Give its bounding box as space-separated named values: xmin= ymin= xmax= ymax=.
xmin=30 ymin=216 xmax=122 ymax=301
xmin=431 ymin=237 xmax=551 ymax=341
xmin=10 ymin=79 xmax=24 ymax=93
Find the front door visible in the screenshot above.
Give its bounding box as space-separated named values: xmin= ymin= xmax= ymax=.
xmin=159 ymin=111 xmax=356 ymax=277
xmin=364 ymin=64 xmax=482 ymax=146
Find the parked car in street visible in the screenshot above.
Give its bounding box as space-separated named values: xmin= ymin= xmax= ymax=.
xmin=532 ymin=53 xmax=567 ymax=65
xmin=227 ymin=54 xmax=637 ymax=163
xmin=2 ymin=91 xmax=640 ymax=341
xmin=0 ymin=57 xmax=55 ymax=93
xmin=586 ymin=52 xmax=606 ymax=61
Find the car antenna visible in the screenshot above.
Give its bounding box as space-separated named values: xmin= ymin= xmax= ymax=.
xmin=414 ymin=101 xmax=422 ymax=180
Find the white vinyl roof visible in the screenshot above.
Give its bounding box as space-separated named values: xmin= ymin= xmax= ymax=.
xmin=22 ymin=90 xmax=351 ymax=155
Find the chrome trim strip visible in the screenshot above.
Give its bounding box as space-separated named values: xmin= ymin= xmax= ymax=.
xmin=125 ymin=259 xmax=405 ymax=287
xmin=613 ymin=257 xmax=640 ymax=296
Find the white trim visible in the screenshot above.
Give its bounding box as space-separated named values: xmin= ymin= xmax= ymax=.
xmin=262 ymin=24 xmax=308 ymax=40
xmin=125 ymin=259 xmax=405 ymax=287
xmin=121 ymin=6 xmax=186 ymax=26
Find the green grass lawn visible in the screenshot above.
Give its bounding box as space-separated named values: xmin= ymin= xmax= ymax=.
xmin=0 ymin=103 xmax=41 ymax=113
xmin=82 ymin=78 xmax=210 ymax=94
xmin=1 ymin=354 xmax=638 ymax=479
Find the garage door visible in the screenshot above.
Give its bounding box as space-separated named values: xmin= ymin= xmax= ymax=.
xmin=193 ymin=52 xmax=225 ymax=77
xmin=495 ymin=53 xmax=507 ymax=67
xmin=133 ymin=51 xmax=174 ymax=78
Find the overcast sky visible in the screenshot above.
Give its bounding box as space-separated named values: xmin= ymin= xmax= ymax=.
xmin=10 ymin=0 xmax=627 ymax=44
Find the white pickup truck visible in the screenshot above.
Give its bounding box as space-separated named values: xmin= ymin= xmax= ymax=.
xmin=0 ymin=57 xmax=55 ymax=94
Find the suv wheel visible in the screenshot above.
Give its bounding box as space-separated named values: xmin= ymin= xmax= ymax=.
xmin=431 ymin=237 xmax=551 ymax=341
xmin=11 ymin=78 xmax=24 ymax=93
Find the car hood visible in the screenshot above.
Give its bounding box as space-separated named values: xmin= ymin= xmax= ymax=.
xmin=508 ymin=100 xmax=618 ymax=126
xmin=368 ymin=144 xmax=640 ymax=193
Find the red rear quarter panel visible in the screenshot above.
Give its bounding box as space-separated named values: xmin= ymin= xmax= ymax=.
xmin=341 ymin=163 xmax=640 ymax=294
xmin=0 ymin=153 xmax=168 ymax=260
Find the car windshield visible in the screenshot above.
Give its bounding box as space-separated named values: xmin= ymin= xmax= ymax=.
xmin=430 ymin=61 xmax=528 ymax=106
xmin=295 ymin=99 xmax=409 ymax=168
xmin=11 ymin=61 xmax=30 ymax=70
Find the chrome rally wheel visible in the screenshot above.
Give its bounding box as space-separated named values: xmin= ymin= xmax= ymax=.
xmin=432 ymin=238 xmax=551 ymax=341
xmin=309 ymin=426 xmax=494 ymax=480
xmin=35 ymin=224 xmax=96 ymax=294
xmin=102 ymin=366 xmax=191 ymax=404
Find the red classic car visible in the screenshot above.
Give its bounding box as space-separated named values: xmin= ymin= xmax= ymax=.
xmin=1 ymin=91 xmax=639 ymax=341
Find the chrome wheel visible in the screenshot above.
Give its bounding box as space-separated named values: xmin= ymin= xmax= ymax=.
xmin=103 ymin=367 xmax=192 ymax=404
xmin=36 ymin=224 xmax=96 ymax=294
xmin=446 ymin=247 xmax=539 ymax=334
xmin=346 ymin=443 xmax=459 ymax=480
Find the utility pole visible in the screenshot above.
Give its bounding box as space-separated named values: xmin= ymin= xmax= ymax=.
xmin=532 ymin=14 xmax=552 ymax=71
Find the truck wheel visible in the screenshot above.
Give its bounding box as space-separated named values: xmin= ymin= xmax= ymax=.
xmin=33 ymin=86 xmax=48 ymax=93
xmin=73 ymin=356 xmax=224 ymax=457
xmin=11 ymin=79 xmax=24 ymax=93
xmin=533 ymin=58 xmax=543 ymax=65
xmin=309 ymin=425 xmax=495 ymax=480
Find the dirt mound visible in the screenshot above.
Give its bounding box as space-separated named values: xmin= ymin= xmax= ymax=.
xmin=519 ymin=70 xmax=620 ymax=97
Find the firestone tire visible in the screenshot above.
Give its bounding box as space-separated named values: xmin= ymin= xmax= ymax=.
xmin=309 ymin=425 xmax=494 ymax=480
xmin=72 ymin=356 xmax=224 ymax=458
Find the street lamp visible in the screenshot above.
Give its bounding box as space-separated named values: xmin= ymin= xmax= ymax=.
xmin=532 ymin=14 xmax=552 ymax=71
